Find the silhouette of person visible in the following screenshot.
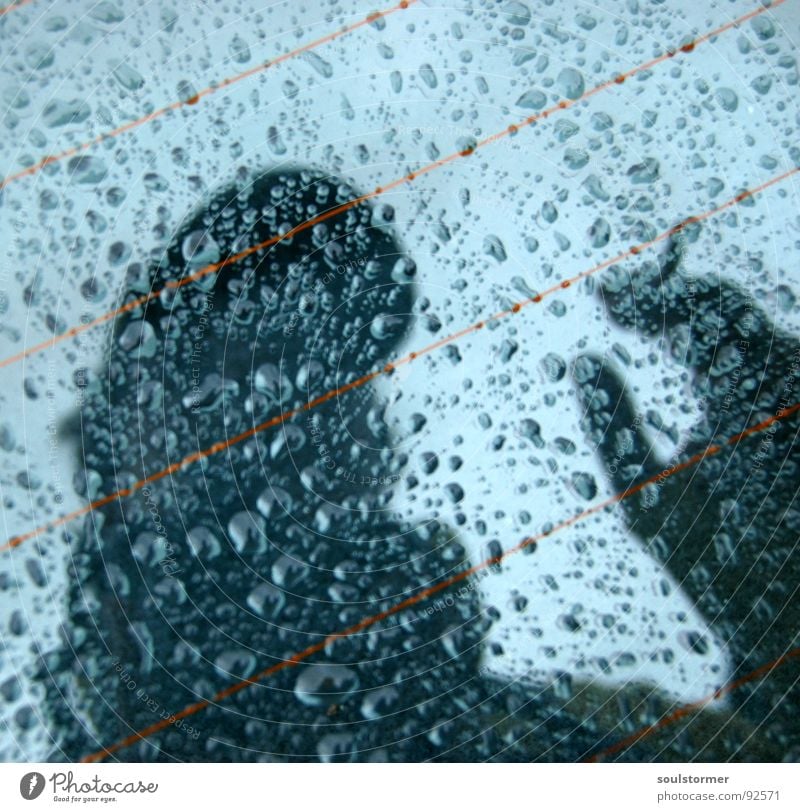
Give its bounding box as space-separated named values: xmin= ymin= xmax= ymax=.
xmin=572 ymin=231 xmax=800 ymax=759
xmin=41 ymin=166 xmax=613 ymax=762
xmin=40 ymin=168 xmax=796 ymax=762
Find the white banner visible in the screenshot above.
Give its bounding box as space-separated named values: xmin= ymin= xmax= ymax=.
xmin=1 ymin=763 xmax=797 ymax=812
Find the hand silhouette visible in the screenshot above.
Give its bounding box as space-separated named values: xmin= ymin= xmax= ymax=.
xmin=572 ymin=230 xmax=800 ymax=759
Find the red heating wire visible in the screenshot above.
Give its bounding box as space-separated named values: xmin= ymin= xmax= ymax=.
xmin=0 ymin=0 xmax=418 ymax=192
xmin=0 ymin=0 xmax=35 ymax=17
xmin=0 ymin=0 xmax=787 ymax=371
xmin=586 ymin=646 xmax=800 ymax=762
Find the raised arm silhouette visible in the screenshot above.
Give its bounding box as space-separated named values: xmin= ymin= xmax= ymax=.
xmin=572 ymin=231 xmax=800 ymax=759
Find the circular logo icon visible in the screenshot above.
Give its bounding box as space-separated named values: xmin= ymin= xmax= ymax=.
xmin=20 ymin=772 xmax=45 ymax=801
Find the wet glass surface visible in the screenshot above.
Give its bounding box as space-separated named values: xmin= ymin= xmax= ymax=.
xmin=0 ymin=0 xmax=799 ymax=762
